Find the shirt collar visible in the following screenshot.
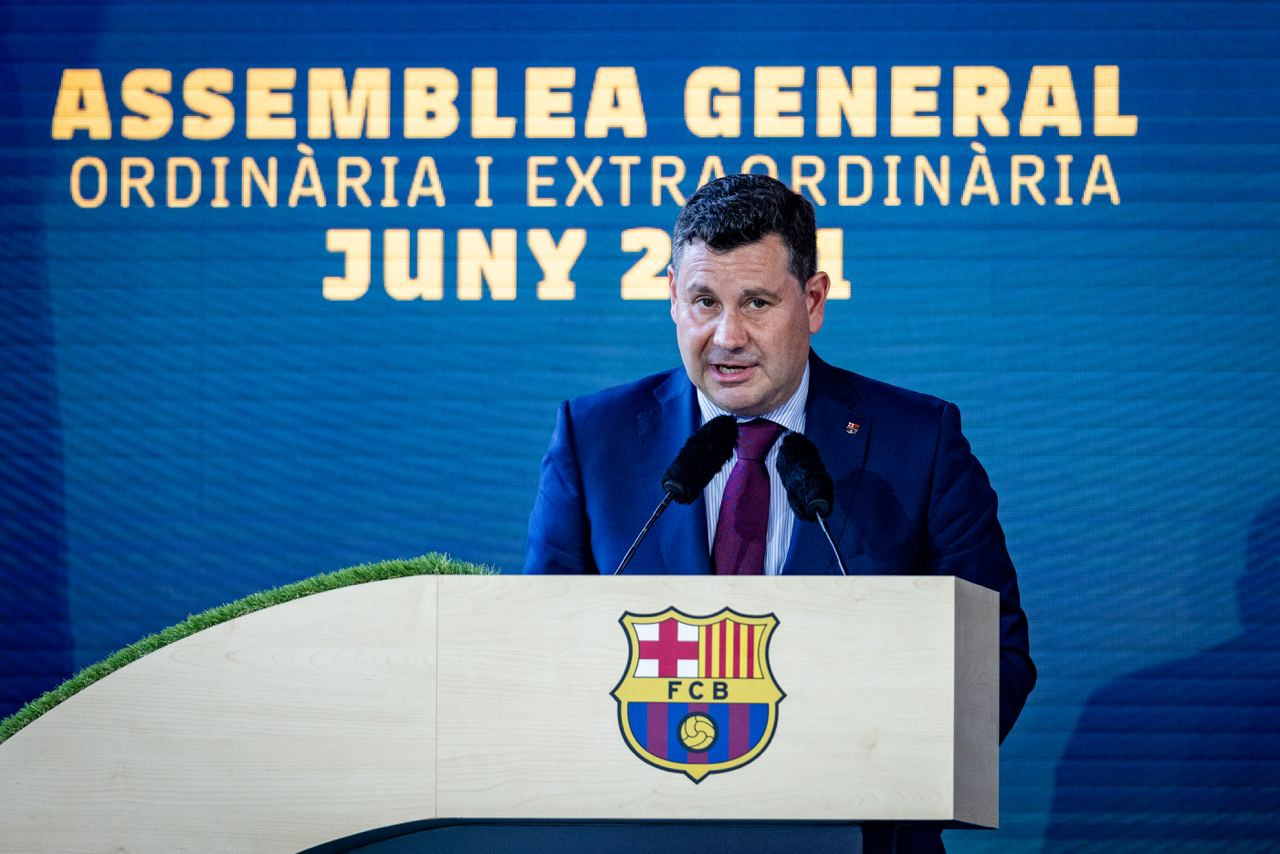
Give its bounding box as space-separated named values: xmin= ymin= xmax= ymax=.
xmin=695 ymin=362 xmax=809 ymax=435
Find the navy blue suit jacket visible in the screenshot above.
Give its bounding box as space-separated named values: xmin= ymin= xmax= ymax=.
xmin=525 ymin=353 xmax=1035 ymax=741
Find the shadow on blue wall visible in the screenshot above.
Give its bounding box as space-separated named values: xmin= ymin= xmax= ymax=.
xmin=1045 ymin=496 xmax=1280 ymax=851
xmin=0 ymin=3 xmax=94 ymax=717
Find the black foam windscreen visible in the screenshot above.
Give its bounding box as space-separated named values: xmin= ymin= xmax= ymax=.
xmin=660 ymin=415 xmax=738 ymax=504
xmin=776 ymin=431 xmax=834 ymax=520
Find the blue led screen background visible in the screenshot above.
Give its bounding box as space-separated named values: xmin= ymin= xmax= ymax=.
xmin=2 ymin=2 xmax=1278 ymax=850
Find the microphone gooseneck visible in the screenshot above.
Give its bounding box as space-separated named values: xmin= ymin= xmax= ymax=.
xmin=777 ymin=432 xmax=850 ymax=576
xmin=614 ymin=416 xmax=739 ymax=575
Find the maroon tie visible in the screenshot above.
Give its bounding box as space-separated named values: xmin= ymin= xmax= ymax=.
xmin=713 ymin=419 xmax=785 ymax=575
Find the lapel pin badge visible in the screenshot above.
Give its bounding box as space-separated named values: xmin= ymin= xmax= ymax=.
xmin=846 ymin=421 xmax=860 ymax=435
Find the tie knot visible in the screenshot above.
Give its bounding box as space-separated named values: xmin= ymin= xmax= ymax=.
xmin=736 ymin=419 xmax=784 ymax=461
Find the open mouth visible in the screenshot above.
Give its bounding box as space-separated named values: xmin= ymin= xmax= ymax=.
xmin=711 ymin=363 xmax=757 ymax=380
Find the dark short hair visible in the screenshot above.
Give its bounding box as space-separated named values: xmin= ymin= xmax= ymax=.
xmin=671 ymin=173 xmax=817 ymax=285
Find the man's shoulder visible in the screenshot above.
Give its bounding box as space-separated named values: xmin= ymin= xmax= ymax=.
xmin=565 ymin=367 xmax=686 ymax=422
xmin=813 ymin=356 xmax=952 ymax=421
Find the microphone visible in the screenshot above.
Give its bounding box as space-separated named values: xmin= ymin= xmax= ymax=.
xmin=776 ymin=432 xmax=850 ymax=576
xmin=661 ymin=415 xmax=739 ymax=503
xmin=614 ymin=415 xmax=738 ymax=575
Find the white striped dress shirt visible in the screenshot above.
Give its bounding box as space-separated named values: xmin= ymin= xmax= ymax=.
xmin=696 ymin=363 xmax=809 ymax=575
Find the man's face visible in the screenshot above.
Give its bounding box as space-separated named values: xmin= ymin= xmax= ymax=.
xmin=669 ymin=234 xmax=830 ymax=417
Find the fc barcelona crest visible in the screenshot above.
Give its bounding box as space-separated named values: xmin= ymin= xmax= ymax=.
xmin=611 ymin=608 xmax=784 ymax=783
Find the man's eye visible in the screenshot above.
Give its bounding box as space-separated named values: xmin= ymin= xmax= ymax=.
xmin=747 ymin=298 xmax=769 ymax=309
xmin=694 ymin=297 xmax=716 ymax=308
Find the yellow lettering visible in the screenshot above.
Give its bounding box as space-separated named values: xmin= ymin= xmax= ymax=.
xmin=1055 ymin=154 xmax=1074 ymax=205
xmin=380 ymin=156 xmax=399 ymax=207
xmin=914 ymin=155 xmax=950 ymax=205
xmin=385 ymin=229 xmax=444 ymax=300
xmin=816 ymin=229 xmax=850 ymax=299
xmin=565 ymin=156 xmax=604 ymax=207
xmin=1082 ymin=154 xmax=1120 ymax=204
xmin=168 ymin=157 xmax=201 ymax=208
xmin=791 ymin=155 xmax=826 ymax=206
xmin=526 ymin=67 xmax=575 ymax=138
xmin=584 ymin=67 xmax=646 ymax=138
xmin=816 ymin=66 xmax=876 ymax=137
xmin=182 ymin=68 xmax=234 ymax=140
xmin=406 ymin=156 xmax=445 ymax=207
xmin=837 ymin=155 xmax=872 ymax=206
xmin=324 ymin=229 xmax=371 ymax=300
xmin=1010 ymin=155 xmax=1045 ymax=205
xmin=527 ymin=155 xmax=557 ymax=207
xmin=471 ymin=67 xmax=516 ymax=138
xmin=883 ymin=155 xmax=902 ymax=206
xmin=684 ymin=66 xmax=740 ymax=138
xmin=210 ymin=156 xmax=230 ymax=208
xmin=52 ymin=69 xmax=111 ymax=139
xmin=754 ymin=66 xmax=804 ymax=137
xmin=1020 ymin=65 xmax=1081 ymax=137
xmin=120 ymin=156 xmax=155 ymax=208
xmin=528 ymin=228 xmax=586 ymax=300
xmin=404 ymin=68 xmax=459 ymax=139
xmin=474 ymin=155 xmax=494 ymax=207
xmin=457 ymin=229 xmax=518 ymax=300
xmin=953 ymin=66 xmax=1010 ymax=137
xmin=287 ymin=143 xmax=325 ymax=207
xmin=621 ymin=228 xmax=671 ymax=300
xmin=246 ymin=68 xmax=296 ymax=139
xmin=652 ymin=155 xmax=687 ymax=206
xmin=1094 ymin=65 xmax=1137 ymax=136
xmin=610 ymin=154 xmax=640 ymax=206
xmin=307 ymin=67 xmax=390 ymax=139
xmin=69 ymin=156 xmax=108 ymax=207
xmin=337 ymin=156 xmax=372 ymax=207
xmin=960 ymin=143 xmax=999 ymax=206
xmin=240 ymin=156 xmax=276 ymax=207
xmin=890 ymin=66 xmax=941 ymax=137
xmin=121 ymin=68 xmax=172 ymax=140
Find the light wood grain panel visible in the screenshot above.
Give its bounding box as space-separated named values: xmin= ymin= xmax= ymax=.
xmin=0 ymin=576 xmax=438 ymax=853
xmin=435 ymin=575 xmax=992 ymax=823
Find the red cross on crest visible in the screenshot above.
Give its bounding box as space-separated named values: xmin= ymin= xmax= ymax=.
xmin=637 ymin=618 xmax=700 ymax=677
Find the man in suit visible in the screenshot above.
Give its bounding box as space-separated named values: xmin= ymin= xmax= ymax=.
xmin=525 ymin=174 xmax=1034 ymax=853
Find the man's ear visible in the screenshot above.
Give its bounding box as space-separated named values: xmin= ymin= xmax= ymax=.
xmin=805 ymin=271 xmax=831 ymax=334
xmin=668 ymin=265 xmax=678 ymax=323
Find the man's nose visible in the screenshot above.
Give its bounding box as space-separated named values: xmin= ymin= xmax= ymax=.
xmin=713 ymin=309 xmax=748 ymax=350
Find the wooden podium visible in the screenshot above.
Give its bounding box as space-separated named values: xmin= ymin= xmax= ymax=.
xmin=0 ymin=575 xmax=998 ymax=852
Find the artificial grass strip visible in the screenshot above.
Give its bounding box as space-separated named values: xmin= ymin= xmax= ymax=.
xmin=0 ymin=552 xmax=492 ymax=745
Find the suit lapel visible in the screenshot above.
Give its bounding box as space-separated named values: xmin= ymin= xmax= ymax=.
xmin=638 ymin=371 xmax=712 ymax=575
xmin=781 ymin=355 xmax=871 ymax=575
